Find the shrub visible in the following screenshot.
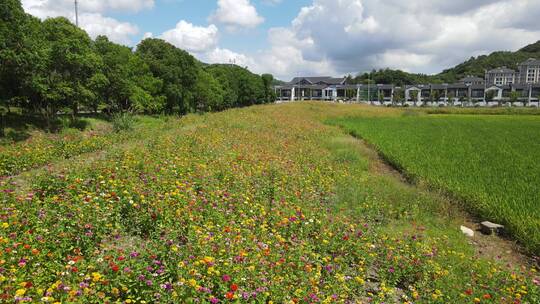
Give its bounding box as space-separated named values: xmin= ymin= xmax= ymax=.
xmin=112 ymin=113 xmax=135 ymax=132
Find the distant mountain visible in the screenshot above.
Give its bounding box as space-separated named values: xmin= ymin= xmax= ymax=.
xmin=349 ymin=40 xmax=540 ymax=85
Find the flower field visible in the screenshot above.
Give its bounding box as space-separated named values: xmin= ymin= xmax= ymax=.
xmin=332 ymin=114 xmax=540 ymax=254
xmin=0 ymin=117 xmax=167 ymax=176
xmin=0 ymin=103 xmax=538 ymax=303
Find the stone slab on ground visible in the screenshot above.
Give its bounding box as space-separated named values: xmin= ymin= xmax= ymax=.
xmin=480 ymin=221 xmax=504 ymax=235
xmin=460 ymin=225 xmax=475 ymax=237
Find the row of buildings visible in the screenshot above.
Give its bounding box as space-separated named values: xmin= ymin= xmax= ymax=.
xmin=274 ymin=58 xmax=540 ymax=106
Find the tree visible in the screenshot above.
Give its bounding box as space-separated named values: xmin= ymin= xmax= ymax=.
xmin=94 ymin=36 xmax=165 ymax=114
xmin=0 ymin=0 xmax=30 ymax=112
xmin=447 ymin=90 xmax=456 ymax=106
xmin=136 ymin=39 xmax=199 ymax=114
xmin=410 ymin=90 xmax=419 ymax=106
xmin=485 ymin=90 xmax=496 ymax=103
xmin=261 ymin=74 xmax=276 ymax=103
xmin=509 ymin=91 xmax=520 ymax=107
xmin=393 ymin=88 xmax=404 ymax=106
xmin=21 ymin=17 xmax=101 ymax=129
xmin=430 ymin=90 xmax=440 ymax=105
xmin=193 ymin=69 xmax=224 ymax=112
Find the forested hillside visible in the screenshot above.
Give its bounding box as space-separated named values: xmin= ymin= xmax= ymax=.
xmin=0 ymin=0 xmax=275 ymax=129
xmin=347 ymin=41 xmax=540 ymax=86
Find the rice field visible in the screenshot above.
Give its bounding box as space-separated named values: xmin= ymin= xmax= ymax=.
xmin=0 ymin=103 xmax=538 ymax=303
xmin=332 ymin=113 xmax=540 ymax=254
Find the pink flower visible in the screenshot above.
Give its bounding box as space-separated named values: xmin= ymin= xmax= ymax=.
xmin=222 ymin=274 xmax=231 ymax=282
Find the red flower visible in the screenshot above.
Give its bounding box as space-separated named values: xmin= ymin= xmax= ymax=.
xmin=110 ymin=263 xmax=119 ymax=272
xmin=483 ymin=294 xmax=492 ymax=300
xmin=464 ymin=289 xmax=473 ymax=296
xmin=230 ymin=284 xmax=238 ymax=292
xmin=225 ymin=292 xmax=234 ymax=300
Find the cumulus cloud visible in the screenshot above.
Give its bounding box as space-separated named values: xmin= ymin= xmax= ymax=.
xmin=160 ymin=21 xmax=218 ymax=53
xmin=80 ymin=13 xmax=139 ymax=45
xmin=22 ymin=0 xmax=154 ymax=16
xmin=205 ymin=48 xmax=255 ymax=67
xmin=22 ymin=0 xmax=148 ymax=45
xmin=209 ymin=0 xmax=264 ymax=30
xmin=252 ymin=0 xmax=540 ymax=80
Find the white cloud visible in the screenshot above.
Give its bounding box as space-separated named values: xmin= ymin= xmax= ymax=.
xmin=209 ymin=0 xmax=264 ymax=30
xmin=252 ymin=0 xmax=540 ymax=80
xmin=160 ymin=21 xmax=218 ymax=53
xmin=205 ymin=48 xmax=255 ymax=67
xmin=22 ymin=0 xmax=154 ymax=16
xmin=80 ymin=13 xmax=139 ymax=45
xmin=22 ymin=0 xmax=148 ymax=45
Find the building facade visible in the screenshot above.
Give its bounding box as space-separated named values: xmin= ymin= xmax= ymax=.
xmin=275 ymin=58 xmax=540 ymax=106
xmin=485 ymin=67 xmax=515 ymax=85
xmin=518 ymin=58 xmax=540 ymax=84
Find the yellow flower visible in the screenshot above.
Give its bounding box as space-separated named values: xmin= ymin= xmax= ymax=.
xmin=15 ymin=289 xmax=26 ymax=297
xmin=1 ymin=223 xmax=8 ymax=229
xmin=92 ymin=272 xmax=102 ymax=282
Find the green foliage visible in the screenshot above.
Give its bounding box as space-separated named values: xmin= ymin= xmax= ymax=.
xmin=112 ymin=113 xmax=136 ymax=132
xmin=205 ymin=64 xmax=266 ymax=108
xmin=0 ymin=0 xmax=274 ymax=129
xmin=136 ymin=38 xmax=199 ymax=114
xmin=193 ymin=69 xmax=224 ymax=112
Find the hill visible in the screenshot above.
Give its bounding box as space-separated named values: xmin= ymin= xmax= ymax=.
xmin=349 ymin=40 xmax=540 ymax=85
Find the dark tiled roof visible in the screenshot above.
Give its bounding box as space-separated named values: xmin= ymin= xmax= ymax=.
xmin=460 ymin=76 xmax=484 ymax=82
xmin=447 ymin=83 xmax=468 ymax=89
xmin=486 ymin=67 xmax=515 ymax=74
xmin=518 ymin=58 xmax=540 ymax=66
xmin=288 ymin=76 xmax=345 ymax=85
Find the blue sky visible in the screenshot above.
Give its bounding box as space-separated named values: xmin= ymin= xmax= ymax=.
xmin=22 ymin=0 xmax=540 ymax=81
xmin=108 ymin=0 xmax=311 ymax=53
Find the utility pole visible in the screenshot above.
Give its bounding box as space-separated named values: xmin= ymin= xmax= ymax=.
xmin=74 ymin=0 xmax=79 ymax=27
xmin=367 ymin=72 xmax=370 ymax=104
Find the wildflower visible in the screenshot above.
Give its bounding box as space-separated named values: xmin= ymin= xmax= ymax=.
xmin=110 ymin=263 xmax=119 ymax=272
xmin=225 ymin=292 xmax=234 ymax=300
xmin=222 ymin=274 xmax=231 ymax=282
xmin=15 ymin=289 xmax=26 ymax=297
xmin=91 ymin=272 xmax=102 ymax=282
xmin=231 ymin=284 xmax=238 ymax=292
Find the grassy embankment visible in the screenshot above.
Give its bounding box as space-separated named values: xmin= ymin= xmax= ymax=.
xmin=331 ymin=111 xmax=540 ymax=255
xmin=0 ymin=103 xmax=538 ymax=303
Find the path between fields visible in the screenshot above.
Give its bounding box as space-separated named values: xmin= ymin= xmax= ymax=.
xmin=341 ymin=134 xmax=533 ymax=268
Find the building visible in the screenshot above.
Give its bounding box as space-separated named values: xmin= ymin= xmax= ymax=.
xmin=485 ymin=67 xmax=515 ymax=85
xmin=274 ymin=76 xmax=346 ymax=101
xmin=517 ymin=58 xmax=540 ymax=84
xmin=274 ymin=75 xmax=540 ymax=106
xmin=460 ymin=76 xmax=485 ymax=86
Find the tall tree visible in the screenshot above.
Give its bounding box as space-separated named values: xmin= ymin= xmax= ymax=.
xmin=0 ymin=0 xmax=29 ymax=111
xmin=23 ymin=17 xmax=102 ymax=128
xmin=136 ymin=39 xmax=199 ymax=114
xmin=93 ymin=36 xmax=165 ymax=113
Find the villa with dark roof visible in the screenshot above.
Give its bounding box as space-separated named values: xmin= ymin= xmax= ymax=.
xmin=274 ymin=59 xmax=540 ymax=106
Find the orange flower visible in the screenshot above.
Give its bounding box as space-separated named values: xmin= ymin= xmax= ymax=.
xmin=226 ymin=292 xmax=234 ymax=300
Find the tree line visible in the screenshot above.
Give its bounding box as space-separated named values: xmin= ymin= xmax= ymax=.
xmin=0 ymin=0 xmax=276 ymax=129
